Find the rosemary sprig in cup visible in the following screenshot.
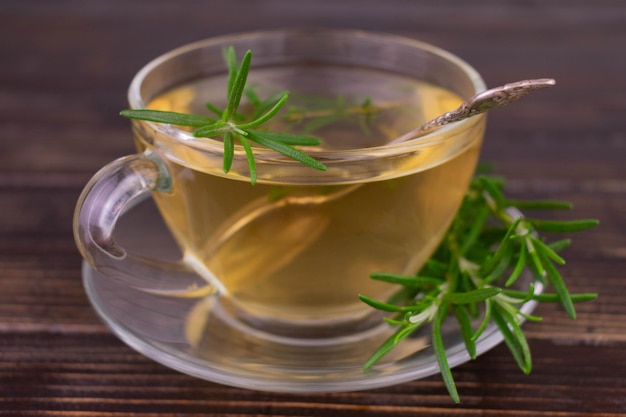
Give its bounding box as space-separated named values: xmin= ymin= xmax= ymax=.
xmin=120 ymin=46 xmax=599 ymax=402
xmin=359 ymin=172 xmax=598 ymax=402
xmin=120 ymin=47 xmax=326 ymax=185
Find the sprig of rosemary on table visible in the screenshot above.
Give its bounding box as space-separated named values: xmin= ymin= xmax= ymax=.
xmin=359 ymin=171 xmax=599 ymax=403
xmin=120 ymin=47 xmax=326 ymax=185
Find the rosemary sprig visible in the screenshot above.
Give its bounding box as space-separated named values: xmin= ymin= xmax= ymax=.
xmin=282 ymin=94 xmax=379 ymax=135
xmin=120 ymin=47 xmax=326 ymax=185
xmin=359 ymin=172 xmax=599 ymax=403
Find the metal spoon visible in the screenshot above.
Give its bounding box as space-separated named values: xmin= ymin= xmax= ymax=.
xmin=391 ymin=78 xmax=556 ymax=144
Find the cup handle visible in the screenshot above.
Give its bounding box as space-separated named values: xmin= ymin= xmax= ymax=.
xmin=74 ymin=152 xmax=216 ymax=298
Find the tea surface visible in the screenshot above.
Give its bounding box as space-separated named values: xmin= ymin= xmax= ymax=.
xmin=149 ymin=65 xmax=462 ymax=149
xmin=140 ymin=65 xmax=481 ymax=322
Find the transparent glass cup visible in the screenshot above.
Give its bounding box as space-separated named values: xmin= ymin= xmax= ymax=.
xmin=74 ymin=30 xmax=488 ymax=391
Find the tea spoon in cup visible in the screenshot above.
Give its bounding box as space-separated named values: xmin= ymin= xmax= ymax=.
xmin=391 ymin=78 xmax=555 ymax=143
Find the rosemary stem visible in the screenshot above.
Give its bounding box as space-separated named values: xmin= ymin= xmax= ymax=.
xmin=282 ymin=98 xmax=407 ymax=122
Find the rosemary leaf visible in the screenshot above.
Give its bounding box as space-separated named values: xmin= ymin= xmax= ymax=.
xmin=383 ymin=317 xmax=408 ymax=326
xmin=453 ymin=305 xmax=477 ymax=359
xmin=223 ymin=50 xmax=252 ymax=121
xmin=244 ymin=86 xmax=261 ymax=107
xmin=525 ymin=236 xmax=546 ymax=280
xmin=251 ymin=91 xmax=289 ymax=120
xmin=502 ymin=290 xmax=598 ymax=303
xmin=363 ymin=324 xmax=419 ymax=371
xmin=479 ymin=218 xmax=521 ymax=277
xmin=370 ymin=272 xmax=444 ymax=286
xmin=548 ymin=239 xmax=572 ymax=252
xmin=423 ymin=259 xmax=449 ymax=276
xmin=205 ymin=102 xmax=224 ymax=118
xmin=505 ymin=243 xmax=527 ymax=287
xmin=222 ymin=131 xmax=234 ymax=173
xmin=540 ymin=250 xmax=576 ymax=318
xmin=238 ymin=93 xmax=289 ymax=129
xmin=303 ymin=114 xmax=343 ymax=134
xmin=459 ymin=204 xmax=491 ymax=256
xmin=192 ymin=121 xmax=229 ymax=138
xmin=507 ymin=199 xmax=573 ymax=210
xmin=245 ymin=130 xmax=327 ymax=171
xmin=358 ymin=294 xmax=407 ymax=312
xmin=479 ymin=176 xmax=506 ymax=209
xmin=471 ymin=298 xmax=493 ymax=342
xmin=529 ymin=218 xmax=599 ymax=233
xmin=445 ymin=287 xmax=502 ymax=304
xmin=246 ymin=130 xmax=321 ymax=146
xmin=223 ymin=45 xmax=238 ymax=95
xmin=492 ymin=303 xmax=532 ymax=374
xmin=119 ymin=109 xmax=217 ymax=127
xmin=531 ymin=236 xmax=566 ymax=265
xmin=483 ymin=242 xmax=515 ymax=284
xmin=237 ymin=135 xmax=257 ymax=185
xmin=433 ymin=302 xmax=459 ymax=403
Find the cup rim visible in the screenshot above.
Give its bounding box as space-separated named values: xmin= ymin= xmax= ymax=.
xmin=127 ymin=29 xmax=486 ymax=158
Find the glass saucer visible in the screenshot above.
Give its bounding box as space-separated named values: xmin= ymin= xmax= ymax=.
xmin=82 ymin=197 xmax=539 ymax=393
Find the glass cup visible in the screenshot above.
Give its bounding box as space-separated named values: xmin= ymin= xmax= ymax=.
xmin=74 ymin=29 xmax=487 ymax=391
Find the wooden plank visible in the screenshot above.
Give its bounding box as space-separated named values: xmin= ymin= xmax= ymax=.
xmin=1 ymin=0 xmax=625 ymax=415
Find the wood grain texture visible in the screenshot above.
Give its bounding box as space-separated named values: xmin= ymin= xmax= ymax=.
xmin=1 ymin=0 xmax=625 ymax=415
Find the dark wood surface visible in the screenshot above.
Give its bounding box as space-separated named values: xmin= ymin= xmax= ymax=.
xmin=2 ymin=1 xmax=625 ymax=415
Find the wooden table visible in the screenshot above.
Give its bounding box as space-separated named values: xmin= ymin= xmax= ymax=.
xmin=2 ymin=1 xmax=625 ymax=415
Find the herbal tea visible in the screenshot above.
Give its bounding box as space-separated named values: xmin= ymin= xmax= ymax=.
xmin=136 ymin=65 xmax=483 ymax=322
xmin=77 ymin=32 xmax=594 ymax=397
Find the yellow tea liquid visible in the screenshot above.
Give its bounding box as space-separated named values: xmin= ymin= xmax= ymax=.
xmin=137 ymin=65 xmax=482 ymax=322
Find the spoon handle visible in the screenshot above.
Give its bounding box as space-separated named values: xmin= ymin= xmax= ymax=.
xmin=392 ymin=78 xmax=556 ymax=143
